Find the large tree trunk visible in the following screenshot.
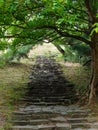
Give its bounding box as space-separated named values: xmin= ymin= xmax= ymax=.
xmin=89 ymin=34 xmax=98 ymax=104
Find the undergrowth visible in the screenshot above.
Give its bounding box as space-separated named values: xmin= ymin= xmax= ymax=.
xmin=60 ymin=62 xmax=91 ymax=99
xmin=0 ymin=63 xmax=30 ymax=129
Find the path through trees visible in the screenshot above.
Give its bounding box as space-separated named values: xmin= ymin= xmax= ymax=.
xmin=10 ymin=56 xmax=98 ymax=130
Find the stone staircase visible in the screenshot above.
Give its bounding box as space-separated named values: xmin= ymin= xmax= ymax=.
xmin=10 ymin=105 xmax=98 ymax=130
xmin=24 ymin=56 xmax=78 ymax=105
xmin=9 ymin=56 xmax=98 ymax=130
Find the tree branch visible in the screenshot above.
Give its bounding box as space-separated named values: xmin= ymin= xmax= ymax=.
xmin=25 ymin=2 xmax=44 ymax=11
xmin=38 ymin=25 xmax=92 ymax=45
xmin=85 ymin=0 xmax=95 ymax=22
xmin=0 ymin=24 xmax=26 ymax=29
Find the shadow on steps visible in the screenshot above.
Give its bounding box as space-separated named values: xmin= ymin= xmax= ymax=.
xmin=24 ymin=55 xmax=79 ymax=105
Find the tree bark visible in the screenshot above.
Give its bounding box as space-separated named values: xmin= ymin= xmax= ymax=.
xmin=89 ymin=33 xmax=98 ymax=104
xmin=53 ymin=43 xmax=65 ymax=55
xmin=84 ymin=0 xmax=98 ymax=104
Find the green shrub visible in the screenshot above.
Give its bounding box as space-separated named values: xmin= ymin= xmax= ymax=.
xmin=62 ymin=43 xmax=90 ymax=63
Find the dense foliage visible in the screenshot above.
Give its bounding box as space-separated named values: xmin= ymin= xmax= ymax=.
xmin=0 ymin=0 xmax=92 ymax=61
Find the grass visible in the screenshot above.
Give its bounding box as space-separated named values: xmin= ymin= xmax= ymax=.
xmin=61 ymin=62 xmax=91 ymax=95
xmin=0 ymin=63 xmax=30 ymax=129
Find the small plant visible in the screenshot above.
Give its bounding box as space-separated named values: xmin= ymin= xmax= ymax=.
xmin=0 ymin=58 xmax=6 ymax=68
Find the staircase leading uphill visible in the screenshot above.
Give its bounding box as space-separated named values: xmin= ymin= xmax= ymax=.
xmin=10 ymin=56 xmax=98 ymax=130
xmin=25 ymin=55 xmax=78 ymax=105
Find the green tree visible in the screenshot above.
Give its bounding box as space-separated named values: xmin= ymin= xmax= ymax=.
xmin=0 ymin=0 xmax=98 ymax=104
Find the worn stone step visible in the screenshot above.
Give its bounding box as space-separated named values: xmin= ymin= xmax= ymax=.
xmin=50 ymin=116 xmax=67 ymax=122
xmin=67 ymin=118 xmax=87 ymax=123
xmin=70 ymin=123 xmax=90 ymax=129
xmin=25 ymin=93 xmax=76 ymax=98
xmin=25 ymin=102 xmax=64 ymax=106
xmin=27 ymin=86 xmax=73 ymax=91
xmin=25 ymin=93 xmax=64 ymax=96
xmin=20 ymin=98 xmax=74 ymax=104
xmin=24 ymin=95 xmax=76 ymax=99
xmin=12 ymin=114 xmax=33 ymax=120
xmin=67 ymin=117 xmax=98 ymax=124
xmin=11 ymin=125 xmax=39 ymax=130
xmin=28 ymin=82 xmax=74 ymax=87
xmin=23 ymin=96 xmax=69 ymax=99
xmin=30 ymin=119 xmax=49 ymax=125
xmin=12 ymin=116 xmax=67 ymax=124
xmin=12 ymin=120 xmax=30 ymax=126
xmin=12 ymin=112 xmax=58 ymax=120
xmin=72 ymin=128 xmax=98 ymax=130
xmin=11 ymin=123 xmax=70 ymax=130
xmin=27 ymin=86 xmax=74 ymax=91
xmin=67 ymin=111 xmax=90 ymax=118
xmin=12 ymin=119 xmax=49 ymax=125
xmin=25 ymin=101 xmax=73 ymax=106
xmin=70 ymin=122 xmax=98 ymax=129
xmin=26 ymin=90 xmax=75 ymax=95
xmin=71 ymin=122 xmax=98 ymax=129
xmin=67 ymin=109 xmax=91 ymax=113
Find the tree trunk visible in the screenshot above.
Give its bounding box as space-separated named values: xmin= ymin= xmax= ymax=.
xmin=53 ymin=43 xmax=65 ymax=55
xmin=89 ymin=34 xmax=98 ymax=104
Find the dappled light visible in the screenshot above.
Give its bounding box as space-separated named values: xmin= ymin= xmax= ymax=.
xmin=63 ymin=62 xmax=81 ymax=67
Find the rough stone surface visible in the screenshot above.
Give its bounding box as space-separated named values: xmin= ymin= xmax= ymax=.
xmin=26 ymin=55 xmax=78 ymax=105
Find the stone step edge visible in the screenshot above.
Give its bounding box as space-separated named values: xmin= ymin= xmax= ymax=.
xmin=11 ymin=123 xmax=70 ymax=129
xmin=11 ymin=122 xmax=98 ymax=128
xmin=11 ymin=117 xmax=98 ymax=126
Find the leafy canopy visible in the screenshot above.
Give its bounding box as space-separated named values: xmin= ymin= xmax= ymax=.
xmin=0 ymin=0 xmax=97 ymax=52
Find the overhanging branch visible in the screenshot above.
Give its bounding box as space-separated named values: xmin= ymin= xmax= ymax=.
xmin=0 ymin=24 xmax=27 ymax=29
xmin=38 ymin=25 xmax=92 ymax=45
xmin=0 ymin=23 xmax=92 ymax=46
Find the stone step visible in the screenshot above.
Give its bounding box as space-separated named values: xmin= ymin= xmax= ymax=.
xmin=12 ymin=112 xmax=58 ymax=120
xmin=70 ymin=122 xmax=98 ymax=129
xmin=12 ymin=120 xmax=30 ymax=126
xmin=25 ymin=102 xmax=68 ymax=106
xmin=67 ymin=109 xmax=91 ymax=113
xmin=27 ymin=85 xmax=74 ymax=90
xmin=69 ymin=114 xmax=88 ymax=118
xmin=70 ymin=127 xmax=98 ymax=130
xmin=67 ymin=111 xmax=90 ymax=118
xmin=11 ymin=123 xmax=70 ymax=130
xmin=67 ymin=118 xmax=88 ymax=123
xmin=12 ymin=116 xmax=67 ymax=126
xmin=25 ymin=101 xmax=74 ymax=106
xmin=25 ymin=89 xmax=75 ymax=94
xmin=12 ymin=114 xmax=34 ymax=120
xmin=25 ymin=93 xmax=77 ymax=98
xmin=26 ymin=89 xmax=75 ymax=93
xmin=50 ymin=116 xmax=67 ymax=122
xmin=28 ymin=120 xmax=49 ymax=126
xmin=67 ymin=117 xmax=98 ymax=123
xmin=12 ymin=119 xmax=49 ymax=125
xmin=23 ymin=96 xmax=73 ymax=99
xmin=20 ymin=98 xmax=75 ymax=104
